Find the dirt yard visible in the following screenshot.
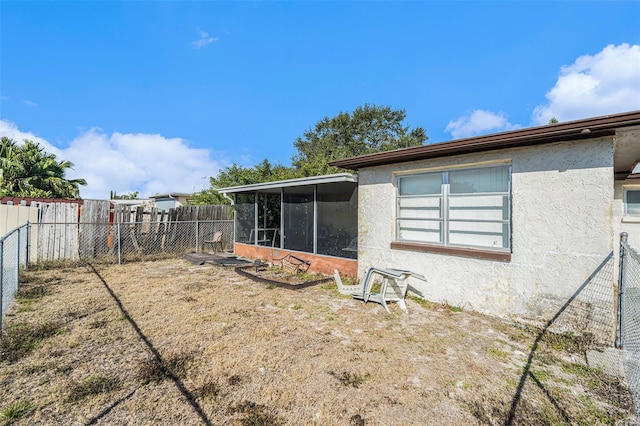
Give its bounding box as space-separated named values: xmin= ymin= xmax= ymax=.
xmin=0 ymin=258 xmax=636 ymax=425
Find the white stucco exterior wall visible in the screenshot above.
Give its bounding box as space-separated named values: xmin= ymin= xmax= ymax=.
xmin=357 ymin=137 xmax=615 ymax=322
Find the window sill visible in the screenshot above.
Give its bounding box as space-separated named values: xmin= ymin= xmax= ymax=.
xmin=622 ymin=216 xmax=640 ymax=223
xmin=390 ymin=241 xmax=511 ymax=262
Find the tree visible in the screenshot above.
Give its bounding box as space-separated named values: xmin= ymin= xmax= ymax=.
xmin=196 ymin=104 xmax=426 ymax=199
xmin=292 ymin=104 xmax=427 ymax=176
xmin=0 ymin=137 xmax=87 ymax=198
xmin=110 ymin=191 xmax=139 ymax=200
xmin=190 ymin=159 xmax=297 ymax=205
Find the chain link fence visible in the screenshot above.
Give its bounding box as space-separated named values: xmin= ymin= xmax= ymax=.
xmin=31 ymin=220 xmax=234 ymax=264
xmin=0 ymin=224 xmax=30 ymax=330
xmin=1 ymin=220 xmax=233 ymax=331
xmin=619 ymin=233 xmax=640 ymax=412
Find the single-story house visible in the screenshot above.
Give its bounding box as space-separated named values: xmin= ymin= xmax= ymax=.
xmin=149 ymin=193 xmax=192 ymax=211
xmin=221 ymin=110 xmax=640 ymax=333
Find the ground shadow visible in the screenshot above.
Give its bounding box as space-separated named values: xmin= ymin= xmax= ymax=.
xmin=84 ymin=262 xmax=212 ymax=426
xmin=506 ymin=252 xmax=615 ymax=425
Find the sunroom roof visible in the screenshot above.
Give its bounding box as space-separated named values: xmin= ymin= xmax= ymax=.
xmin=217 ymin=173 xmax=358 ymax=194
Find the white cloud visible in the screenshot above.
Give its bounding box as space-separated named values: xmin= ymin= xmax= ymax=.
xmin=445 ymin=110 xmax=519 ymax=139
xmin=533 ymin=43 xmax=640 ymax=124
xmin=0 ymin=119 xmax=62 ymax=156
xmin=191 ymin=28 xmax=219 ymax=50
xmin=22 ymin=100 xmax=38 ymax=107
xmin=0 ymin=120 xmax=224 ymax=200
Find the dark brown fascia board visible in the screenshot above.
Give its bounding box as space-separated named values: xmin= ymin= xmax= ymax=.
xmin=330 ymin=110 xmax=640 ymax=170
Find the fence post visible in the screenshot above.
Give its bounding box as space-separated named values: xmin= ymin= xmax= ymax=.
xmin=16 ymin=227 xmax=21 ymax=288
xmin=195 ymin=220 xmax=199 ymax=253
xmin=117 ymin=222 xmax=122 ymax=265
xmin=25 ymin=222 xmax=30 ymax=271
xmin=1 ymin=238 xmax=4 ymax=331
xmin=617 ymin=232 xmax=628 ymax=349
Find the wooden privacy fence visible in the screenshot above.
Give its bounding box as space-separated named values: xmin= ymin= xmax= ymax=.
xmin=33 ymin=201 xmax=232 ymax=263
xmin=38 ymin=202 xmax=81 ymax=261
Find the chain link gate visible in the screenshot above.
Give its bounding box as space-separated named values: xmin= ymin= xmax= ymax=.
xmin=618 ymin=232 xmax=640 ymax=412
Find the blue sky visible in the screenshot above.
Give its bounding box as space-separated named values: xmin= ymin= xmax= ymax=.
xmin=1 ymin=1 xmax=639 ymax=199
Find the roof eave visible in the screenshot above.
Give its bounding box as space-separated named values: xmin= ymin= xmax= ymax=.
xmin=330 ymin=110 xmax=640 ymax=170
xmin=217 ymin=173 xmax=358 ymax=194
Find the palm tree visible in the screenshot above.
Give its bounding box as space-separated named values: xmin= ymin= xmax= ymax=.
xmin=0 ymin=138 xmax=87 ymax=198
xmin=0 ymin=137 xmax=20 ymax=196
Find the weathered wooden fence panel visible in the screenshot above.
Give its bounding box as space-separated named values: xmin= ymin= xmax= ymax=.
xmin=37 ymin=203 xmax=80 ymax=261
xmin=79 ymin=200 xmax=112 ymax=259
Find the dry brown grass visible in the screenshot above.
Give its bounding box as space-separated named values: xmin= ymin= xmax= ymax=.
xmin=0 ymin=258 xmax=636 ymax=425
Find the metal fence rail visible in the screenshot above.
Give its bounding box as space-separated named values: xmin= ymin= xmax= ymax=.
xmin=0 ymin=224 xmax=30 ymax=331
xmin=619 ymin=232 xmax=640 ymax=412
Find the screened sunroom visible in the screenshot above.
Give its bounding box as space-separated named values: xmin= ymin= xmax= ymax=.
xmin=218 ymin=173 xmax=358 ymax=275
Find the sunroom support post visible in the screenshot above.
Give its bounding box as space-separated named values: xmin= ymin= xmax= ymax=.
xmin=313 ymin=185 xmax=318 ymax=254
xmin=254 ymin=192 xmax=258 ymax=245
xmin=280 ymin=188 xmax=284 ymax=249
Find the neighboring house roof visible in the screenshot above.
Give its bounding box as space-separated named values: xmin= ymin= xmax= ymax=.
xmin=149 ymin=193 xmax=192 ymax=199
xmin=110 ymin=199 xmax=151 ymax=206
xmin=329 ymin=110 xmax=640 ymax=170
xmin=217 ymin=173 xmax=358 ymax=194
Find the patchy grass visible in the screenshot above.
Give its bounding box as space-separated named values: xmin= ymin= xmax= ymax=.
xmin=328 ymin=371 xmax=369 ymax=388
xmin=442 ymin=301 xmax=463 ymax=312
xmin=0 ymin=400 xmax=34 ymax=421
xmin=542 ymin=330 xmax=596 ymax=353
xmin=0 ymin=321 xmax=62 ymax=363
xmin=229 ymin=400 xmax=282 ymax=426
xmin=488 ymin=348 xmax=510 ymax=360
xmin=16 ymin=285 xmax=49 ymax=302
xmin=193 ymin=381 xmax=221 ymax=400
xmin=0 ymin=258 xmax=635 ymax=425
xmin=66 ymin=375 xmax=120 ymax=402
xmin=136 ymin=352 xmax=193 ymax=384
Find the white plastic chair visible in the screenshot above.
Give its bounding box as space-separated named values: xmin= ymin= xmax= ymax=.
xmin=334 ymin=267 xmax=427 ymax=314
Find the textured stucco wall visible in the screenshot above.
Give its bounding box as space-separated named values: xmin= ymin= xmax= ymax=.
xmin=357 ymin=137 xmax=615 ymax=322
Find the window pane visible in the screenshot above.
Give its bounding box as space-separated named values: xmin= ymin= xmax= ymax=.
xmin=449 ymin=166 xmax=509 ymax=194
xmin=399 ymin=173 xmax=442 ymax=195
xmin=448 ymin=195 xmax=509 ymax=221
xmin=317 ymin=182 xmax=358 ymax=259
xmin=235 ymin=193 xmax=255 ymax=243
xmin=448 ymin=221 xmax=509 ymax=249
xmin=398 ymin=197 xmax=442 ymax=219
xmin=398 ymin=219 xmax=442 ymax=243
xmin=627 ymin=190 xmax=640 ymax=215
xmin=283 ymin=187 xmax=314 ymax=253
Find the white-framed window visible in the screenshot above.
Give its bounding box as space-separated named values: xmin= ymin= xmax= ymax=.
xmin=624 ymin=187 xmax=640 ymax=216
xmin=396 ymin=165 xmax=511 ymax=251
